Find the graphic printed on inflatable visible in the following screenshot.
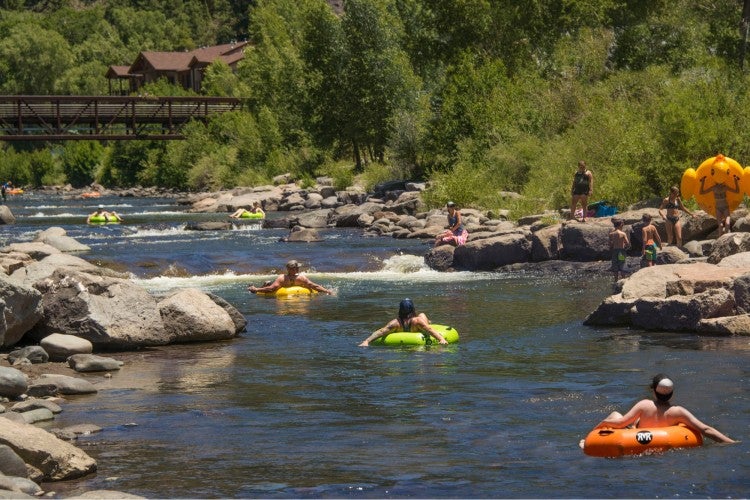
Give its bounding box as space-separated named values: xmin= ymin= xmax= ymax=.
xmin=681 ymin=154 xmax=746 ymax=218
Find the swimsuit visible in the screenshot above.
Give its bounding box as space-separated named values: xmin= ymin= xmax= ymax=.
xmin=644 ymin=239 xmax=657 ymax=261
xmin=667 ymin=215 xmax=679 ymax=224
xmin=611 ymin=249 xmax=627 ymax=271
xmin=572 ymin=171 xmax=590 ymax=195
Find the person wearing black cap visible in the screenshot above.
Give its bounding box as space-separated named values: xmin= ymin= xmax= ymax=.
xmin=434 ymin=201 xmax=468 ymax=247
xmin=358 ymin=298 xmax=449 ymax=346
xmin=247 ymin=260 xmax=333 ymax=295
xmin=593 ymin=374 xmax=736 ymax=444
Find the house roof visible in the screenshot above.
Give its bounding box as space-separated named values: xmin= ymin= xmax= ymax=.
xmin=128 ymin=41 xmax=249 ymax=74
xmin=105 ymin=65 xmax=133 ymax=79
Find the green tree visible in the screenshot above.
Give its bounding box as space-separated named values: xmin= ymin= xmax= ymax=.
xmin=0 ymin=23 xmax=73 ymax=93
xmin=61 ymin=141 xmax=104 ymax=188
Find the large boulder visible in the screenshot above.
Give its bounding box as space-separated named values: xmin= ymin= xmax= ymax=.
xmin=630 ymin=288 xmax=735 ymax=331
xmin=34 ymin=228 xmax=90 ymax=253
xmin=158 ymin=288 xmax=238 ymax=343
xmin=329 ymin=202 xmax=385 ymax=227
xmin=530 ymin=224 xmax=561 ymax=262
xmin=0 ymin=205 xmax=15 ymax=224
xmin=707 ymin=232 xmax=750 ymax=264
xmin=0 ymin=275 xmax=43 ymax=347
xmin=453 ymin=231 xmax=532 ymax=271
xmin=0 ymin=418 xmax=96 ymax=481
xmin=559 ymin=219 xmax=612 ymax=261
xmin=30 ymin=270 xmax=168 ymax=350
xmin=7 ymin=251 xmax=126 ymax=286
xmin=424 ymin=245 xmax=456 ymax=272
xmin=205 ymin=292 xmax=247 ymax=334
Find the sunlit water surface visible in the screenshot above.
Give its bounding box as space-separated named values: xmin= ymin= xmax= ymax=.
xmin=2 ymin=193 xmax=748 ymax=498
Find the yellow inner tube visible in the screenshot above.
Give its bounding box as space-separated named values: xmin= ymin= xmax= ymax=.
xmin=257 ymin=286 xmax=317 ymax=297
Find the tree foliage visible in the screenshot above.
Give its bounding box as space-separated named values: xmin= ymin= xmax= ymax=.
xmin=3 ymin=0 xmax=750 ymax=217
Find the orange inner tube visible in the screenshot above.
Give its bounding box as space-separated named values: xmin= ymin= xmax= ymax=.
xmin=582 ymin=424 xmax=702 ymax=457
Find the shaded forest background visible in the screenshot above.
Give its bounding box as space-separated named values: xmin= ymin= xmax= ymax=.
xmin=2 ymin=0 xmax=750 ymax=217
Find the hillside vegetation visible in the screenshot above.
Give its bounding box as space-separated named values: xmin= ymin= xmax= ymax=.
xmin=2 ymin=0 xmax=750 ymax=217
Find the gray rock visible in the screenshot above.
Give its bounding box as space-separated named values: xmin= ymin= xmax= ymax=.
xmin=0 ymin=444 xmax=28 ymax=478
xmin=0 ymin=366 xmax=27 ymax=399
xmin=158 ymin=288 xmax=237 ymax=343
xmin=31 ymin=270 xmax=168 ymax=350
xmin=7 ymin=346 xmax=48 ymax=364
xmin=19 ymin=407 xmax=55 ymax=424
xmin=67 ymin=354 xmax=123 ymax=372
xmin=0 ymin=205 xmax=15 ymax=225
xmin=0 ymin=418 xmax=96 ymax=481
xmin=29 ymin=374 xmax=97 ymax=395
xmin=40 ymin=333 xmax=93 ymax=362
xmin=11 ymin=398 xmax=62 ymax=414
xmin=0 ymin=275 xmax=43 ymax=347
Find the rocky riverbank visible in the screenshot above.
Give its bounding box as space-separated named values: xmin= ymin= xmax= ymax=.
xmin=0 ymin=228 xmax=247 ymax=498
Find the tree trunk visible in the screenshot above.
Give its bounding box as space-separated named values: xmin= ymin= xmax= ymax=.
xmin=353 ymin=139 xmax=362 ymax=172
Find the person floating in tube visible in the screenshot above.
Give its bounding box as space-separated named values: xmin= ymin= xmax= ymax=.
xmin=591 ymin=374 xmax=736 ymax=444
xmin=247 ymin=260 xmax=333 ymax=295
xmin=359 ymin=298 xmax=449 ymax=347
xmin=87 ymin=205 xmax=123 ymax=223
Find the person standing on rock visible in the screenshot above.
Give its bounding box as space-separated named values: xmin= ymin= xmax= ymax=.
xmin=659 ymin=185 xmax=694 ymax=247
xmin=434 ymin=201 xmax=468 ymax=247
xmin=609 ymin=219 xmax=630 ymax=282
xmin=570 ymin=160 xmax=593 ymax=222
xmin=591 ymin=374 xmax=736 ymax=444
xmin=641 ymin=213 xmax=662 ymax=267
xmin=247 ymin=260 xmax=333 ymax=295
xmin=699 ymin=174 xmax=740 ymax=235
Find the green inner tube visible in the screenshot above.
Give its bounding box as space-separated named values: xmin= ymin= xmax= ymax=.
xmin=88 ymin=215 xmax=119 ymax=223
xmin=371 ymin=324 xmax=459 ymax=346
xmin=240 ymin=211 xmax=264 ymax=219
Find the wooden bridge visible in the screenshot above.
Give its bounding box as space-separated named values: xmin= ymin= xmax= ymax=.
xmin=0 ymin=95 xmax=242 ymax=141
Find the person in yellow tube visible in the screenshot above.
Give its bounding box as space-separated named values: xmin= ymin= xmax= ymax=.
xmin=247 ymin=260 xmax=333 ymax=295
xmin=359 ymin=298 xmax=449 ymax=347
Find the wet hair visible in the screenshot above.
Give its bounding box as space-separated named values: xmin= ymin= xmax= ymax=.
xmin=398 ymin=298 xmax=415 ymax=326
xmin=286 ymin=260 xmax=300 ymax=270
xmin=650 ymin=373 xmax=674 ymax=402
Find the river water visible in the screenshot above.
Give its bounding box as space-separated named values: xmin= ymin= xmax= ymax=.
xmin=2 ymin=193 xmax=748 ymax=498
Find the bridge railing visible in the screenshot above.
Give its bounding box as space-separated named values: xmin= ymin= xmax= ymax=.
xmin=0 ymin=95 xmax=242 ymax=140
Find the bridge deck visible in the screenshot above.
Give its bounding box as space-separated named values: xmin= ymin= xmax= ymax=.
xmin=0 ymin=96 xmax=241 ymax=141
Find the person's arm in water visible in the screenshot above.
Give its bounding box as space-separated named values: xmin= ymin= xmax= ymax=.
xmin=672 ymin=406 xmax=737 ymax=444
xmin=295 ymin=274 xmax=333 ymax=294
xmin=359 ymin=319 xmax=400 ymax=346
xmin=248 ymin=275 xmax=284 ymax=294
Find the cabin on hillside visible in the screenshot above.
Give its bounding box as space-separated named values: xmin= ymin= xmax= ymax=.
xmin=106 ymin=41 xmax=249 ymax=96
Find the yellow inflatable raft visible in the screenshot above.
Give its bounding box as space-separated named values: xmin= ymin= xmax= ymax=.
xmin=257 ymin=286 xmax=317 ymax=297
xmin=681 ymin=154 xmax=746 ymax=217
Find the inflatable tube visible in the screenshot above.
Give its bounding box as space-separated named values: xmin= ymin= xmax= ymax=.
xmin=88 ymin=215 xmax=120 ymax=224
xmin=7 ymin=188 xmax=23 ymax=195
xmin=257 ymin=286 xmax=317 ymax=297
xmin=582 ymin=424 xmax=702 ymax=457
xmin=681 ymin=154 xmax=746 ymax=218
xmin=371 ymin=324 xmax=459 ymax=346
xmin=239 ymin=211 xmax=264 ymax=219
xmin=81 ymin=191 xmax=101 ymax=198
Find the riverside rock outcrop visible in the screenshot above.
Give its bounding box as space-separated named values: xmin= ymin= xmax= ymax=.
xmin=0 ymin=229 xmax=246 ymax=350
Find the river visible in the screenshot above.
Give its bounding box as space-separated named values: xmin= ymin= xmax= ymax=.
xmin=2 ymin=192 xmax=748 ymax=498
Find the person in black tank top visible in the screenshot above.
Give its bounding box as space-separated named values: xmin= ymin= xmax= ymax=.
xmin=359 ymin=298 xmax=449 ymax=346
xmin=570 ymin=160 xmax=593 ymax=222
